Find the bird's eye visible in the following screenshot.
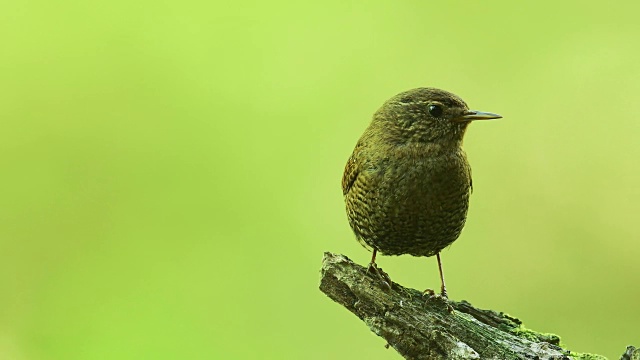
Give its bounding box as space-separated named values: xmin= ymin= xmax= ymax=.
xmin=428 ymin=104 xmax=443 ymax=117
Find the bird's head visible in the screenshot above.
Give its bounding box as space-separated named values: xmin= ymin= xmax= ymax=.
xmin=371 ymin=87 xmax=501 ymax=147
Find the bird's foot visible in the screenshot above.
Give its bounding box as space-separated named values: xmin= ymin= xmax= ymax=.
xmin=364 ymin=262 xmax=392 ymax=291
xmin=422 ymin=287 xmax=448 ymax=298
xmin=422 ymin=288 xmax=454 ymax=313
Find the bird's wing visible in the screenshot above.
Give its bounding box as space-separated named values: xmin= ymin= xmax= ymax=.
xmin=467 ymin=163 xmax=473 ymax=194
xmin=341 ymin=141 xmax=363 ymax=196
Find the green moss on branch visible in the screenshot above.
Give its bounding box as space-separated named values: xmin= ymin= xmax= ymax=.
xmin=319 ymin=252 xmax=632 ymax=360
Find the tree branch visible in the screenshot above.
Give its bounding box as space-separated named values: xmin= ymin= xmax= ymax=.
xmin=319 ymin=252 xmax=636 ymax=360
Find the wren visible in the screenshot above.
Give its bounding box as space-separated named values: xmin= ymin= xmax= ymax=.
xmin=342 ymin=87 xmax=501 ymax=297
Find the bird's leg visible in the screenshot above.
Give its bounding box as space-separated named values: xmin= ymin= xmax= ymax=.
xmin=368 ymin=248 xmax=378 ymax=270
xmin=423 ymin=253 xmax=453 ymax=311
xmin=365 ymin=249 xmax=392 ymax=290
xmin=422 ymin=253 xmax=447 ymax=297
xmin=437 ymin=252 xmax=448 ymax=298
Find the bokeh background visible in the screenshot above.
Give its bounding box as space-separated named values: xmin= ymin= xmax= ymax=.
xmin=1 ymin=1 xmax=639 ymax=359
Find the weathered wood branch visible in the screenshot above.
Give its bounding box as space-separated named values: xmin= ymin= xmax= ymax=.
xmin=319 ymin=252 xmax=637 ymax=360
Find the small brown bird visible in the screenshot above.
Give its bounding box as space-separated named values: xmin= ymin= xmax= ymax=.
xmin=342 ymin=87 xmax=501 ymax=297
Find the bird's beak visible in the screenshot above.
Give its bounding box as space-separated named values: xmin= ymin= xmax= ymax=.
xmin=458 ymin=110 xmax=502 ymax=122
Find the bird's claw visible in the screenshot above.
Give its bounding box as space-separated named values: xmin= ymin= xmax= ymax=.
xmin=422 ymin=288 xmax=454 ymax=313
xmin=364 ymin=262 xmax=392 ymax=291
xmin=422 ymin=288 xmax=435 ymax=297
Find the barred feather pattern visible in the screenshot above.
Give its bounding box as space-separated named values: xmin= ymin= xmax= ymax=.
xmin=342 ymin=140 xmax=472 ymax=257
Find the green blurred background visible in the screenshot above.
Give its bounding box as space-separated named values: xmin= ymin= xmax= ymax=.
xmin=1 ymin=1 xmax=639 ymax=359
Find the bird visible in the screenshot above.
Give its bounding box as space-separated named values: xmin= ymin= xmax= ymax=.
xmin=341 ymin=87 xmax=501 ymax=297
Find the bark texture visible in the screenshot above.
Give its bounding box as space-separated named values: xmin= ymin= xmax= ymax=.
xmin=319 ymin=252 xmax=635 ymax=360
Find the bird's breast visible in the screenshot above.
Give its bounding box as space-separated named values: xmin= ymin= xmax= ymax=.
xmin=345 ymin=143 xmax=473 ymax=257
xmin=378 ymin=147 xmax=471 ymax=201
